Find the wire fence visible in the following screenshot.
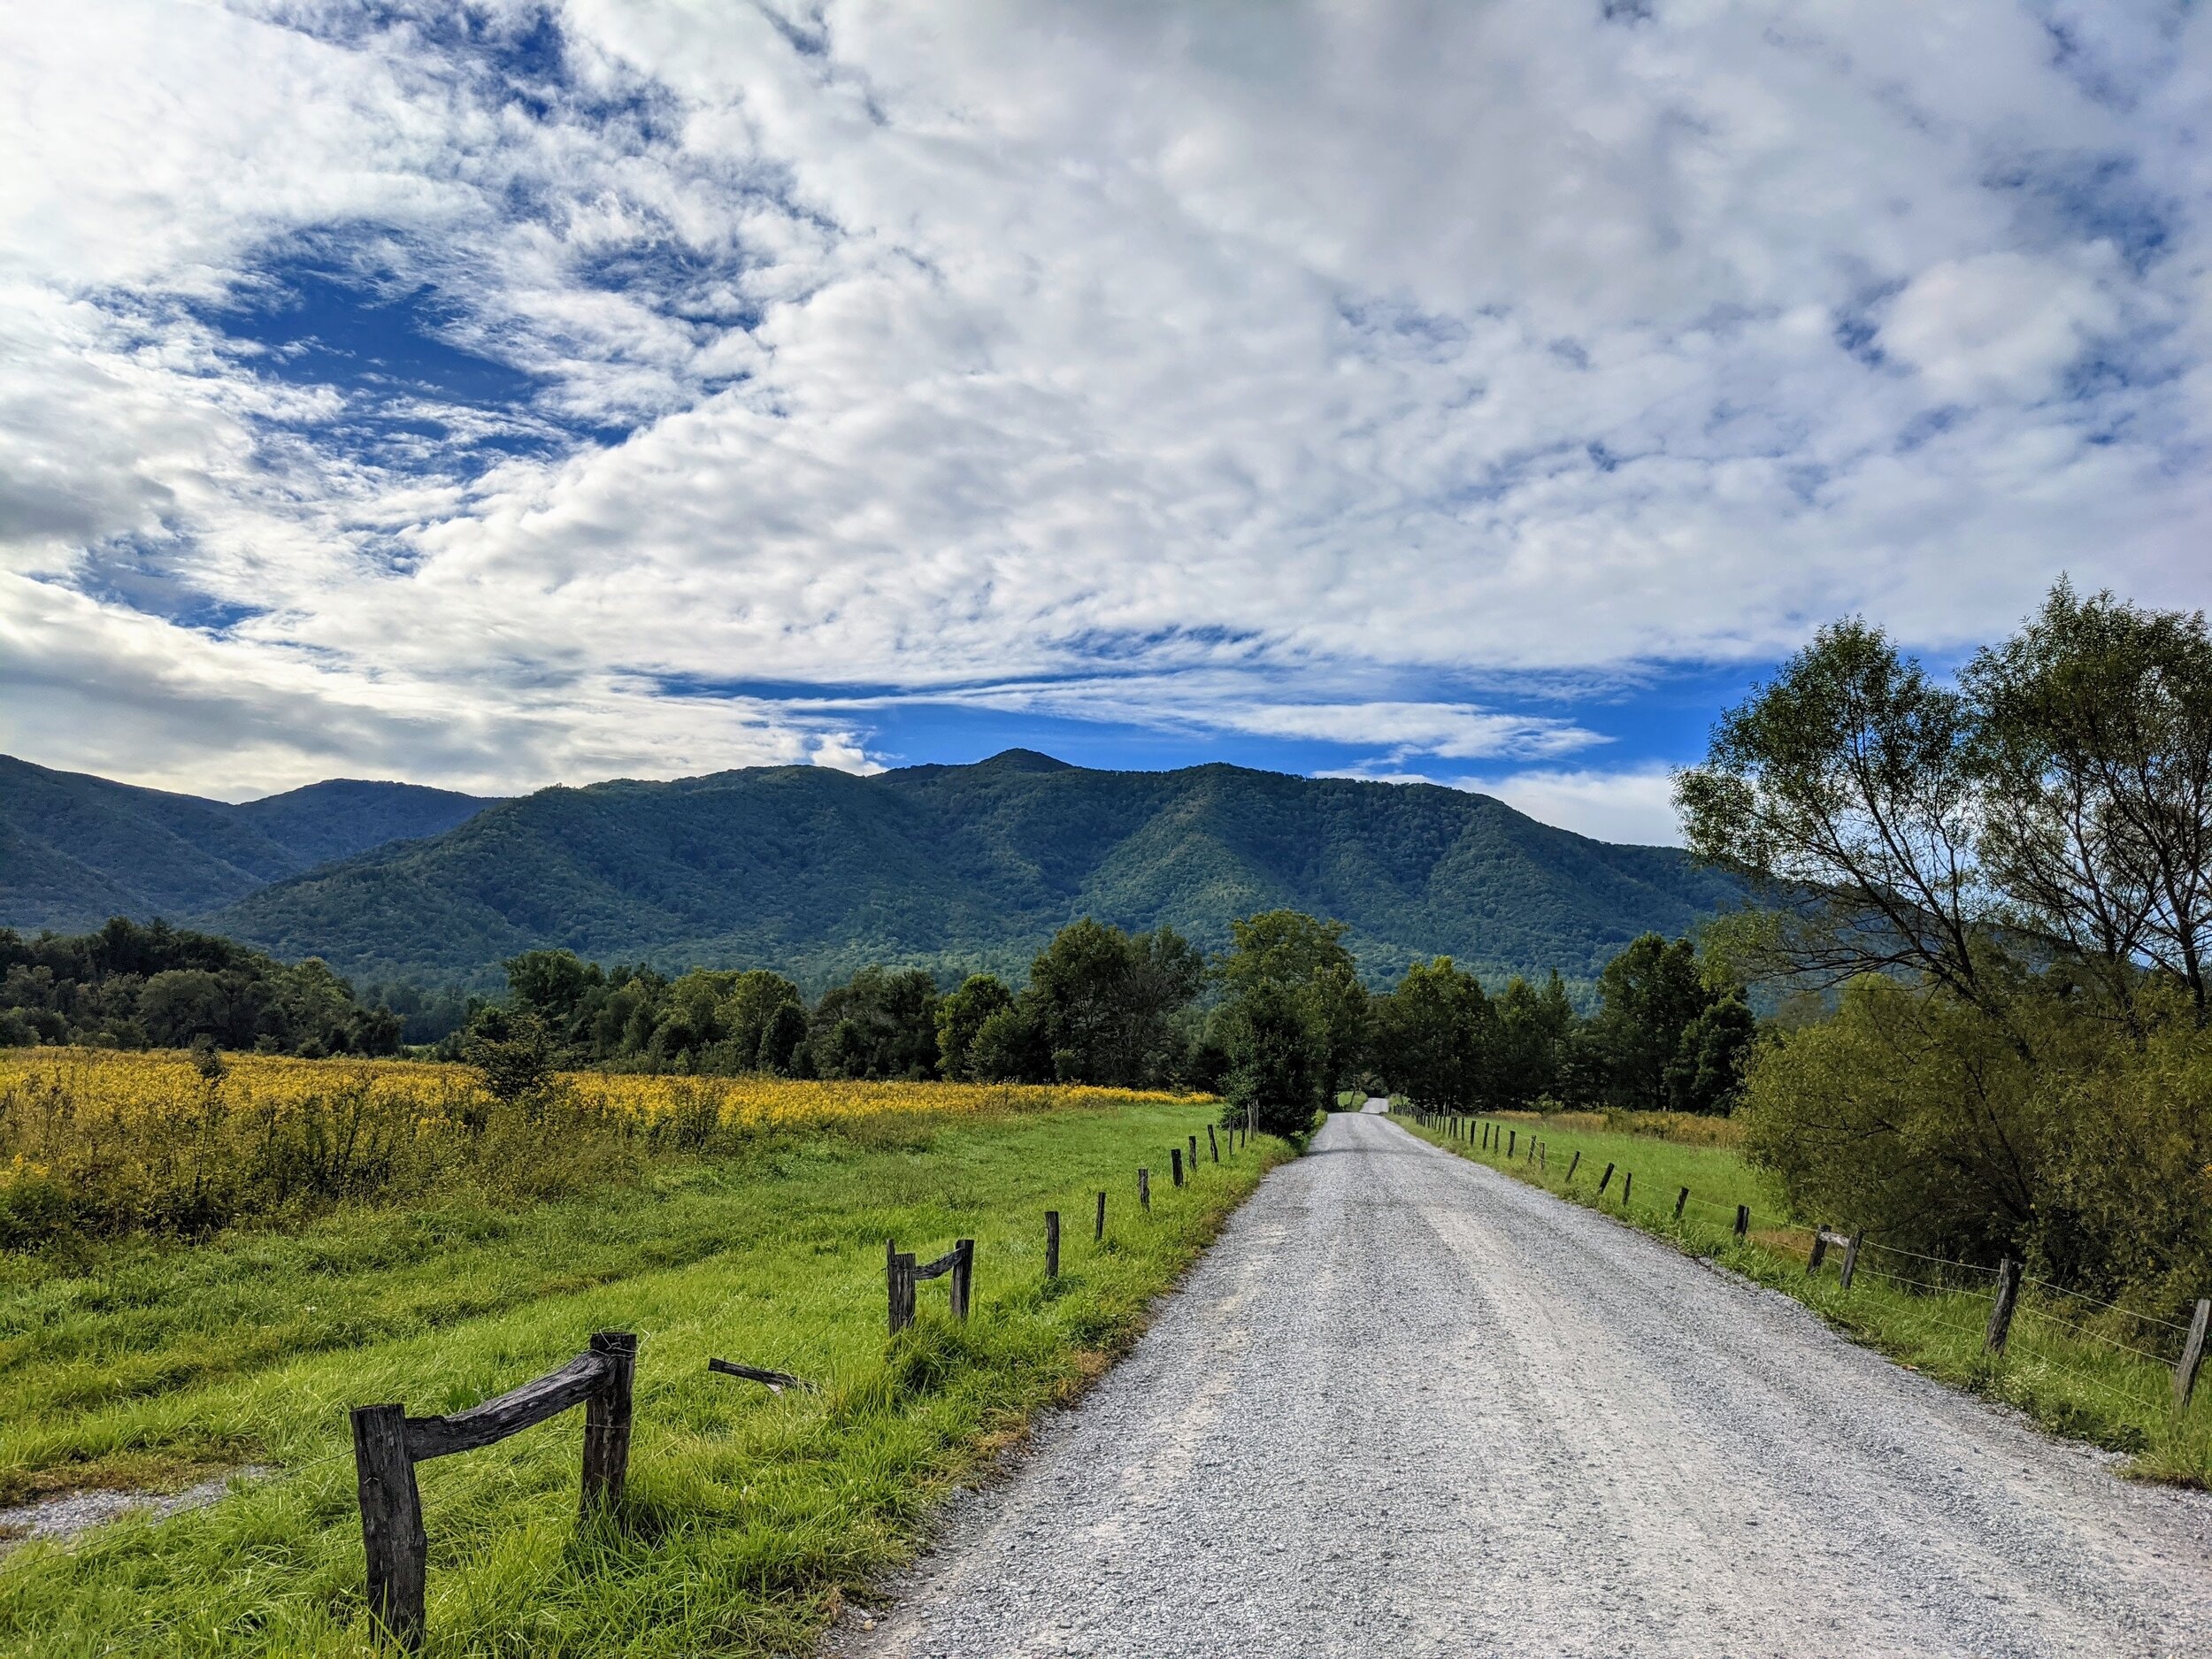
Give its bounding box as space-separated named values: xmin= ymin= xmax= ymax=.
xmin=1391 ymin=1106 xmax=2211 ymax=1425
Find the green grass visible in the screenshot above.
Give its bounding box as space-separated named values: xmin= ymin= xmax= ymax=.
xmin=1396 ymin=1110 xmax=2212 ymax=1487
xmin=0 ymin=1102 xmax=1282 ymax=1655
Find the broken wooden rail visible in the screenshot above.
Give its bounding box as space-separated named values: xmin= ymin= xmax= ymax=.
xmin=351 ymin=1331 xmax=634 ymax=1651
xmin=886 ymin=1237 xmax=974 ymax=1333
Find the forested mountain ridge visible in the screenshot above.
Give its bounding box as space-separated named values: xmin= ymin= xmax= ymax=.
xmin=208 ymin=750 xmax=1740 ymax=990
xmin=0 ymin=755 xmax=493 ymax=931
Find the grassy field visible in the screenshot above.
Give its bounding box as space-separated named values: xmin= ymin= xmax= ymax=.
xmin=0 ymin=1075 xmax=1279 ymax=1656
xmin=1395 ymin=1109 xmax=2212 ymax=1487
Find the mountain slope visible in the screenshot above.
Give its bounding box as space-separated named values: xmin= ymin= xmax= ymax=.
xmin=0 ymin=756 xmax=494 ymax=932
xmin=211 ymin=751 xmax=1739 ymax=989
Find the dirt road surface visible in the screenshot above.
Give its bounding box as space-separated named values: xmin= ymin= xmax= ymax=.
xmin=841 ymin=1111 xmax=2212 ymax=1658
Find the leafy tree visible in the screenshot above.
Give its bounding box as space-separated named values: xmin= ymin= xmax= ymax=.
xmin=462 ymin=1005 xmax=555 ymax=1104
xmin=1675 ymin=620 xmax=1998 ymax=1015
xmin=1026 ymin=918 xmax=1203 ymax=1087
xmin=1370 ymin=956 xmax=1490 ymax=1110
xmin=1488 ymin=972 xmax=1575 ymax=1108
xmin=1582 ymin=934 xmax=1753 ymax=1114
xmin=936 ymin=973 xmax=1017 ymax=1080
xmin=722 ymin=970 xmax=806 ymax=1070
xmin=1223 ymin=978 xmax=1326 ymax=1136
xmin=1217 ymin=910 xmax=1371 ymax=1097
xmin=810 ymin=965 xmax=941 ymax=1080
xmin=1965 ymin=581 xmax=2212 ymax=1028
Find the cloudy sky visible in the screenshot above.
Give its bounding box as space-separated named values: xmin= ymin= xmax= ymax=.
xmin=4 ymin=1 xmax=2208 ymax=843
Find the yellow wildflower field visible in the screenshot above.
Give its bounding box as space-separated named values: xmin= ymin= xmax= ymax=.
xmin=0 ymin=1047 xmax=1200 ymax=1242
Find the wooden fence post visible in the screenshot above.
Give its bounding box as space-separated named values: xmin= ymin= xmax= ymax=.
xmin=1985 ymin=1257 xmax=2020 ymax=1355
xmin=1808 ymin=1230 xmax=1831 ymax=1275
xmin=580 ymin=1331 xmax=636 ymax=1518
xmin=1622 ymin=1171 xmax=1632 ymax=1207
xmin=1674 ymin=1187 xmax=1689 ymax=1220
xmin=351 ymin=1403 xmax=427 ymax=1651
xmin=1839 ymin=1233 xmax=1863 ymax=1290
xmin=1139 ymin=1168 xmax=1150 ymax=1210
xmin=1208 ymin=1125 xmax=1220 ymax=1163
xmin=1508 ymin=1130 xmax=1517 ymax=1158
xmin=1566 ymin=1150 xmax=1581 ymax=1181
xmin=1171 ymin=1148 xmax=1185 ymax=1187
xmin=1734 ymin=1204 xmax=1749 ymax=1241
xmin=949 ymin=1240 xmax=975 ymax=1320
xmin=887 ymin=1241 xmax=917 ymax=1333
xmin=1188 ymin=1134 xmax=1199 ymax=1173
xmin=1095 ymin=1189 xmax=1107 ymax=1240
xmin=1596 ymin=1163 xmax=1614 ymax=1194
xmin=2174 ymin=1298 xmax=2209 ymax=1410
xmin=1045 ymin=1211 xmax=1060 ymax=1279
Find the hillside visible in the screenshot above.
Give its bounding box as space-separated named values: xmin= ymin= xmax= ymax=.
xmin=210 ymin=750 xmax=1740 ymax=990
xmin=0 ymin=756 xmax=493 ymax=932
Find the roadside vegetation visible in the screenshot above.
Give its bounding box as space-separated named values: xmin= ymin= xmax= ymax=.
xmin=1401 ymin=1108 xmax=2212 ymax=1486
xmin=0 ymin=1090 xmax=1281 ymax=1655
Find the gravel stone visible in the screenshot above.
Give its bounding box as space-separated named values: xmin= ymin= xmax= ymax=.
xmin=838 ymin=1111 xmax=2212 ymax=1658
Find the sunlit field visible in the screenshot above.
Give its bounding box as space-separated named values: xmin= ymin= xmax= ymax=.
xmin=0 ymin=1052 xmax=1278 ymax=1656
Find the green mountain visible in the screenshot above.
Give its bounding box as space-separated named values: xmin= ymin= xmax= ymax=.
xmin=207 ymin=750 xmax=1738 ymax=991
xmin=0 ymin=755 xmax=493 ymax=933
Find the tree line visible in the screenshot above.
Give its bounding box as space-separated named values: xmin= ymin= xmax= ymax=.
xmin=1681 ymin=580 xmax=2212 ymax=1319
xmin=0 ymin=918 xmax=402 ymax=1056
xmin=459 ymin=912 xmax=1755 ymax=1135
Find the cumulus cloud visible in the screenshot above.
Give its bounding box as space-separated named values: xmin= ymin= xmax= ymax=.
xmin=2 ymin=0 xmax=2209 ymax=796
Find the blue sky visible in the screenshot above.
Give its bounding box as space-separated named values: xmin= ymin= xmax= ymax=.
xmin=4 ymin=2 xmax=2210 ymax=846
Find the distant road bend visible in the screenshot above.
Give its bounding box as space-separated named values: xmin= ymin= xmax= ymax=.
xmin=843 ymin=1112 xmax=2212 ymax=1658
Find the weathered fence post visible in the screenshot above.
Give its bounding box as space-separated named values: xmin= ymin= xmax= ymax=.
xmin=1188 ymin=1134 xmax=1199 ymax=1173
xmin=1566 ymin=1150 xmax=1581 ymax=1181
xmin=1808 ymin=1230 xmax=1831 ymax=1275
xmin=1139 ymin=1168 xmax=1150 ymax=1210
xmin=1095 ymin=1189 xmax=1107 ymax=1240
xmin=887 ymin=1240 xmax=917 ymax=1333
xmin=580 ymin=1331 xmax=636 ymax=1518
xmin=1985 ymin=1257 xmax=2021 ymax=1355
xmin=2175 ymin=1298 xmax=2209 ymax=1410
xmin=949 ymin=1240 xmax=975 ymax=1320
xmin=1839 ymin=1232 xmax=1863 ymax=1290
xmin=1045 ymin=1211 xmax=1061 ymax=1279
xmin=1622 ymin=1171 xmax=1632 ymax=1207
xmin=1674 ymin=1187 xmax=1689 ymax=1220
xmin=1596 ymin=1163 xmax=1614 ymax=1194
xmin=1171 ymin=1148 xmax=1185 ymax=1187
xmin=1734 ymin=1204 xmax=1749 ymax=1241
xmin=351 ymin=1403 xmax=427 ymax=1651
xmin=1208 ymin=1125 xmax=1220 ymax=1163
xmin=1509 ymin=1130 xmax=1517 ymax=1158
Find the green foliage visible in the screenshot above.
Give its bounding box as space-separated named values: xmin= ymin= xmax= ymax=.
xmin=1583 ymin=933 xmax=1755 ymax=1114
xmin=810 ymin=966 xmax=941 ymax=1080
xmin=0 ymin=918 xmax=400 ymax=1057
xmin=1027 ymin=918 xmax=1203 ymax=1088
xmin=1369 ymin=956 xmax=1489 ymax=1110
xmin=203 ymin=751 xmax=1743 ymax=991
xmin=1682 ymin=581 xmax=2212 ymax=1324
xmin=936 ymin=974 xmax=1015 ymax=1081
xmin=461 ymin=1006 xmax=556 ymax=1104
xmin=1221 ymin=978 xmax=1325 ymax=1137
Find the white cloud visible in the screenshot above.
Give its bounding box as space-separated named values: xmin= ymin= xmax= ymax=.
xmin=1461 ymin=766 xmax=1686 ymax=848
xmin=2 ymin=1 xmax=2210 ymax=794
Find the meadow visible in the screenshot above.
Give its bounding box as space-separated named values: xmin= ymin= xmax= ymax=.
xmin=1400 ymin=1109 xmax=2212 ymax=1487
xmin=0 ymin=1051 xmax=1276 ymax=1655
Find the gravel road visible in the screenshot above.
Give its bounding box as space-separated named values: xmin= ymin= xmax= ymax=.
xmin=839 ymin=1111 xmax=2212 ymax=1658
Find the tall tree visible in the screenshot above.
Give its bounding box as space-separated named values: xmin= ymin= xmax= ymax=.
xmin=1965 ymin=581 xmax=2212 ymax=1028
xmin=1370 ymin=956 xmax=1490 ymax=1111
xmin=1027 ymin=918 xmax=1203 ymax=1087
